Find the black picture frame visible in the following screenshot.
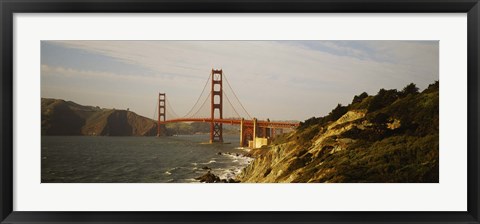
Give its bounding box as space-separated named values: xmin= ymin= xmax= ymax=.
xmin=1 ymin=0 xmax=479 ymax=223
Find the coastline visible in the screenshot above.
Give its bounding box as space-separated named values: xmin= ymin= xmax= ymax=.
xmin=194 ymin=148 xmax=253 ymax=183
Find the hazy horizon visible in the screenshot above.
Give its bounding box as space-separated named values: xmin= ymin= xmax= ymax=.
xmin=41 ymin=40 xmax=439 ymax=121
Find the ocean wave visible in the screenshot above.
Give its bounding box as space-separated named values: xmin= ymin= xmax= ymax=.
xmin=212 ymin=153 xmax=253 ymax=180
xmin=199 ymin=160 xmax=216 ymax=165
xmin=164 ymin=166 xmax=183 ymax=175
xmin=234 ymin=147 xmax=251 ymax=152
xmin=184 ymin=178 xmax=199 ymax=183
xmin=215 ymin=166 xmax=242 ymax=180
xmin=216 ymin=148 xmax=253 ymax=180
xmin=222 ymin=153 xmax=253 ymax=165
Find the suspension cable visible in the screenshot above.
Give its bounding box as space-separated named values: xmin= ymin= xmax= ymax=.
xmin=223 ymin=92 xmax=241 ymax=118
xmin=153 ymin=98 xmax=158 ymax=120
xmin=166 ymin=98 xmax=180 ymax=118
xmin=190 ymin=92 xmax=211 ymax=118
xmin=223 ymin=72 xmax=252 ymax=119
xmin=183 ymin=75 xmax=211 ymax=118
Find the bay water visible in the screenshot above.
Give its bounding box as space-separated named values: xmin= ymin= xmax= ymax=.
xmin=41 ymin=135 xmax=252 ymax=183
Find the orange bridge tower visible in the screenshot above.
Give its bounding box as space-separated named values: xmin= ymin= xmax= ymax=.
xmin=157 ymin=93 xmax=166 ymax=136
xmin=210 ymin=69 xmax=223 ymax=143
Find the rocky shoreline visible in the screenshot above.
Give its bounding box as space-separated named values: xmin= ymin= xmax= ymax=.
xmin=195 ymin=171 xmax=240 ymax=183
xmin=234 ymin=82 xmax=440 ymax=183
xmin=196 ymin=81 xmax=440 ymax=183
xmin=194 ymin=151 xmax=253 ymax=183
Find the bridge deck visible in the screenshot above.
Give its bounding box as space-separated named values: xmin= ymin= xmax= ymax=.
xmin=160 ymin=118 xmax=299 ymax=129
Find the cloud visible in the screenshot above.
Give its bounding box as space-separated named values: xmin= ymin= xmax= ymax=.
xmin=42 ymin=41 xmax=439 ymax=120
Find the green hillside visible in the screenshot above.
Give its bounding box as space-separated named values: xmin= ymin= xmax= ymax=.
xmin=238 ymin=81 xmax=439 ymax=183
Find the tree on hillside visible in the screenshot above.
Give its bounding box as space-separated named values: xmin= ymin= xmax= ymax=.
xmin=352 ymin=92 xmax=369 ymax=104
xmin=422 ymin=80 xmax=439 ymax=94
xmin=400 ymin=83 xmax=419 ymax=97
xmin=327 ymin=104 xmax=348 ymax=122
xmin=368 ymin=89 xmax=399 ymax=112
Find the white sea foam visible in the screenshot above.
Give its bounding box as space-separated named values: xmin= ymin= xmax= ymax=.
xmin=215 ymin=152 xmax=253 ymax=180
xmin=165 ymin=167 xmax=184 ymax=175
xmin=234 ymin=146 xmax=251 ymax=150
xmin=199 ymin=160 xmax=217 ymax=165
xmin=184 ymin=178 xmax=199 ymax=183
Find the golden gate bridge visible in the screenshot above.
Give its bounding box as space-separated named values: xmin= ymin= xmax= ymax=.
xmin=154 ymin=69 xmax=299 ymax=148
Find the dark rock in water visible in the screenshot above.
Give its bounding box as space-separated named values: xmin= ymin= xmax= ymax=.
xmin=201 ymin=166 xmax=211 ymax=170
xmin=235 ymin=153 xmax=239 ymax=156
xmin=227 ymin=178 xmax=240 ymax=183
xmin=195 ymin=171 xmax=220 ymax=183
xmin=217 ymin=152 xmax=222 ymax=155
xmin=194 ymin=171 xmax=240 ymax=183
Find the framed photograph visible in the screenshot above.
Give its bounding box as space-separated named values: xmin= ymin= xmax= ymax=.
xmin=1 ymin=0 xmax=479 ymax=223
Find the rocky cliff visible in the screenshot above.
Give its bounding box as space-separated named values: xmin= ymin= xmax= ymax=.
xmin=238 ymin=82 xmax=439 ymax=183
xmin=41 ymin=98 xmax=157 ymax=136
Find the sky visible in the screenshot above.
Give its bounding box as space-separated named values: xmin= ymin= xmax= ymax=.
xmin=41 ymin=41 xmax=439 ymax=121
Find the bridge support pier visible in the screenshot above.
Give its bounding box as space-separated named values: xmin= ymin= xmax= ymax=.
xmin=264 ymin=118 xmax=270 ymax=138
xmin=240 ymin=118 xmax=254 ymax=147
xmin=240 ymin=118 xmax=245 ymax=146
xmin=252 ymin=118 xmax=258 ymax=146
